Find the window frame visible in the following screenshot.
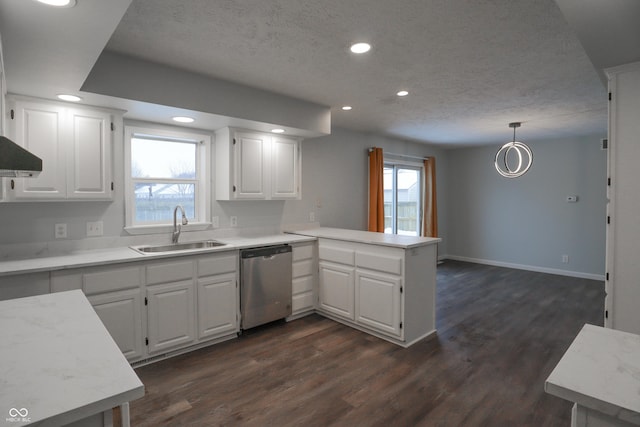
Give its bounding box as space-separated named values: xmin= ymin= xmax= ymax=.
xmin=383 ymin=159 xmax=424 ymax=236
xmin=124 ymin=123 xmax=211 ymax=235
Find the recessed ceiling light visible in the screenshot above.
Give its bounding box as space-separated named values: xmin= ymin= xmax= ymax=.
xmin=350 ymin=42 xmax=371 ymax=54
xmin=271 ymin=128 xmax=285 ymax=134
xmin=35 ymin=0 xmax=76 ymax=7
xmin=342 ymin=106 xmax=353 ymax=111
xmin=397 ymin=90 xmax=409 ymax=97
xmin=57 ymin=94 xmax=82 ymax=102
xmin=172 ymin=116 xmax=195 ymax=123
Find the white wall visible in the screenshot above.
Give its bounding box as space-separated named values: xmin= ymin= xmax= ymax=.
xmin=284 ymin=128 xmax=449 ymax=255
xmin=445 ymin=134 xmax=607 ymax=278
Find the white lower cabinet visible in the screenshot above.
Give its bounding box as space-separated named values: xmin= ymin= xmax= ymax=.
xmin=88 ymin=289 xmax=144 ymax=360
xmin=50 ymin=250 xmax=239 ymax=363
xmin=318 ymin=261 xmax=355 ymax=320
xmin=355 ymin=270 xmax=402 ymax=337
xmin=146 ymin=280 xmax=196 ymax=354
xmin=290 ymin=242 xmax=316 ymax=317
xmin=197 ymin=274 xmax=237 ymax=340
xmin=52 ymin=263 xmax=145 ymax=362
xmin=316 ymin=238 xmax=434 ymax=345
xmin=0 ymin=272 xmax=50 ymax=301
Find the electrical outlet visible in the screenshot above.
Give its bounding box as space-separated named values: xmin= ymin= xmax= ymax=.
xmin=562 ymin=254 xmax=569 ymax=264
xmin=86 ymin=221 xmax=103 ymax=237
xmin=212 ymin=216 xmax=219 ymax=228
xmin=309 ymin=212 xmax=315 ymax=222
xmin=55 ymin=223 xmax=67 ymax=239
xmin=230 ymin=216 xmax=238 ymax=227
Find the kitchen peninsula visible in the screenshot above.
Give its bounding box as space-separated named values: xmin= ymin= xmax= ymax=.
xmin=288 ymin=227 xmax=441 ymax=346
xmin=0 ymin=227 xmax=441 ymax=372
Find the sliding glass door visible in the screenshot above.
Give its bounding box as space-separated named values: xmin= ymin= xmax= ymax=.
xmin=383 ymin=164 xmax=422 ymax=236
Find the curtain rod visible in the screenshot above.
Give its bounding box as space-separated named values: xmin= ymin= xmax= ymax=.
xmin=369 ymin=147 xmax=430 ymax=161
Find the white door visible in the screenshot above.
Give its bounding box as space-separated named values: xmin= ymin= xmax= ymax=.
xmin=271 ymin=136 xmax=299 ymax=199
xmin=11 ymin=100 xmax=66 ymax=199
xmin=318 ymin=262 xmax=355 ymax=320
xmin=355 ymin=270 xmax=402 ymax=338
xmin=234 ymin=132 xmax=268 ymax=199
xmin=197 ymin=274 xmax=238 ymax=340
xmin=67 ymin=107 xmax=112 ymax=200
xmin=89 ymin=289 xmax=144 ymax=361
xmin=147 ymin=281 xmax=196 ymax=354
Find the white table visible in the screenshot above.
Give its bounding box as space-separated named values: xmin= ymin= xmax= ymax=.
xmin=545 ymin=324 xmax=640 ymax=426
xmin=0 ymin=290 xmax=144 ymax=426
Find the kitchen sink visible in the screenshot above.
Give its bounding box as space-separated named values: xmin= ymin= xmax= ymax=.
xmin=131 ymin=240 xmax=227 ymax=254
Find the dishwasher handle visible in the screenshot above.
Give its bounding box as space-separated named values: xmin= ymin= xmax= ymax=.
xmin=240 ymin=244 xmax=292 ymax=259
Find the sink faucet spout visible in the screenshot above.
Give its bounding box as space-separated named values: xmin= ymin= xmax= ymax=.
xmin=172 ymin=205 xmax=188 ymax=243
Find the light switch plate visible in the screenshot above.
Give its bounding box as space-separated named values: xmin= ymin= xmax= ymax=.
xmin=86 ymin=221 xmax=104 ymax=237
xmin=55 ymin=223 xmax=67 ymax=239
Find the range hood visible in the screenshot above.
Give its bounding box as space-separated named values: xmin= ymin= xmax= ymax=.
xmin=0 ymin=136 xmax=42 ymax=177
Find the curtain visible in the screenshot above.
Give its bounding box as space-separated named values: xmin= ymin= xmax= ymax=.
xmin=368 ymin=147 xmax=384 ymax=232
xmin=422 ymin=157 xmax=438 ymax=237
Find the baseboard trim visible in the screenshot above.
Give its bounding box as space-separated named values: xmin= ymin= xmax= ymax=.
xmin=441 ymin=255 xmax=605 ymax=281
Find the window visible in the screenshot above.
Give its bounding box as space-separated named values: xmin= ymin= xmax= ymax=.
xmin=384 ymin=163 xmax=422 ymax=236
xmin=124 ymin=125 xmax=210 ymax=232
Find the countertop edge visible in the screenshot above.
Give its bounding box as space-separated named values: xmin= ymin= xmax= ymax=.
xmin=285 ymin=228 xmax=441 ymax=248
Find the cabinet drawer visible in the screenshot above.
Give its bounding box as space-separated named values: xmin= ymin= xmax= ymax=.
xmin=147 ymin=259 xmax=193 ymax=285
xmin=319 ymin=245 xmax=355 ymax=266
xmin=293 ymin=244 xmax=313 ymax=261
xmin=197 ymin=254 xmax=237 ymax=277
xmin=356 ymin=251 xmax=403 ymax=275
xmin=292 ymin=259 xmax=314 ymax=278
xmin=83 ymin=266 xmax=141 ymax=295
xmin=293 ymin=275 xmax=314 ymax=295
xmin=292 ymin=292 xmax=314 ymax=313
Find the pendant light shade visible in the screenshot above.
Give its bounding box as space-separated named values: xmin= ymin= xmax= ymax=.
xmin=494 ymin=122 xmax=533 ymax=178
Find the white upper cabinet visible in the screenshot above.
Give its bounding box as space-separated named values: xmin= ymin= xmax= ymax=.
xmin=271 ymin=135 xmax=301 ymax=199
xmin=215 ymin=127 xmax=301 ymax=200
xmin=67 ymin=107 xmax=112 ymax=199
xmin=234 ymin=131 xmax=269 ymax=199
xmin=5 ymin=96 xmax=114 ymax=201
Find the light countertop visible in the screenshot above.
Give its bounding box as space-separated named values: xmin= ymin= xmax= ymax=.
xmin=0 ymin=234 xmax=315 ymax=277
xmin=545 ymin=324 xmax=640 ymax=425
xmin=0 ymin=228 xmax=437 ymax=277
xmin=286 ymin=227 xmax=441 ymax=248
xmin=0 ymin=290 xmax=144 ymax=425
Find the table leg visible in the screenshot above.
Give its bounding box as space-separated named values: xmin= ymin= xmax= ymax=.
xmin=120 ymin=402 xmax=130 ymax=427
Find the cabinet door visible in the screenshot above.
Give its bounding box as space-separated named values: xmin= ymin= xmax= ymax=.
xmin=318 ymin=261 xmax=355 ymax=320
xmin=271 ymin=136 xmax=300 ymax=199
xmin=197 ymin=273 xmax=238 ymax=340
xmin=88 ymin=289 xmax=144 ymax=361
xmin=147 ymin=280 xmax=196 ymax=354
xmin=355 ymin=270 xmax=402 ymax=338
xmin=10 ymin=99 xmax=66 ymax=199
xmin=234 ymin=131 xmax=268 ymax=199
xmin=67 ymin=107 xmax=112 ymax=200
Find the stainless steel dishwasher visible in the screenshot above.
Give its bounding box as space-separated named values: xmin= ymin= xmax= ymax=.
xmin=240 ymin=245 xmax=292 ymax=330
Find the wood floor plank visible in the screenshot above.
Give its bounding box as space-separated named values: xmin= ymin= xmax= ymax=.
xmin=121 ymin=260 xmax=604 ymax=426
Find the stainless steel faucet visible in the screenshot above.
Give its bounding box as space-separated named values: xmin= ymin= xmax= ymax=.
xmin=172 ymin=205 xmax=188 ymax=243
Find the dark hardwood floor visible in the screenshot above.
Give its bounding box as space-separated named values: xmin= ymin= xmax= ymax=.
xmin=124 ymin=260 xmax=604 ymax=426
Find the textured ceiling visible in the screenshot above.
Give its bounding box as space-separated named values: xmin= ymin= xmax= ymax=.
xmin=104 ymin=0 xmax=608 ymax=146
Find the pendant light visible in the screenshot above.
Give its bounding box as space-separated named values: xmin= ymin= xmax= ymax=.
xmin=494 ymin=122 xmax=532 ymax=178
